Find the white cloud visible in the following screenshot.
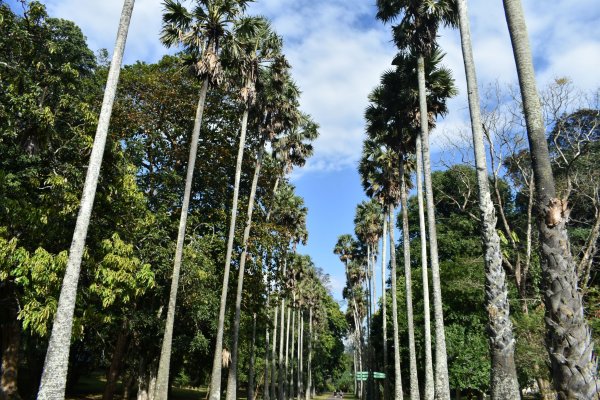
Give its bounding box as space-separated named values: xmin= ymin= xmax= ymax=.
xmin=38 ymin=0 xmax=600 ymax=173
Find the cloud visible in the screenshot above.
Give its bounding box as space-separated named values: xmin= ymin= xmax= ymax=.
xmin=37 ymin=0 xmax=600 ymax=174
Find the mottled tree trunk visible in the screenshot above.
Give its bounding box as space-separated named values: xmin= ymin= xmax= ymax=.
xmin=457 ymin=1 xmax=521 ymax=398
xmin=381 ymin=208 xmax=389 ymax=400
xmin=388 ymin=205 xmax=404 ymax=400
xmin=209 ymin=105 xmax=250 ymax=400
xmin=37 ymin=2 xmax=135 ymax=397
xmin=400 ymin=160 xmax=420 ymax=400
xmin=503 ymin=0 xmax=598 ymax=397
xmin=279 ymin=259 xmax=288 ymax=400
xmin=271 ymin=306 xmax=278 ymax=399
xmin=247 ymin=313 xmax=257 ymax=400
xmin=226 ymin=138 xmax=266 ymax=400
xmin=264 ymin=308 xmax=271 ymax=400
xmin=284 ymin=306 xmax=291 ymax=400
xmin=418 ymin=54 xmax=450 ymax=400
xmin=416 ymin=135 xmax=434 ymax=400
xmin=304 ymin=308 xmax=312 ymax=400
xmin=289 ymin=305 xmax=296 ymax=399
xmin=297 ymin=311 xmax=304 ymax=400
xmin=156 ymin=77 xmax=210 ymax=400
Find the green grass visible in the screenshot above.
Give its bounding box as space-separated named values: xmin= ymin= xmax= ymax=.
xmin=66 ymin=373 xmax=206 ymax=400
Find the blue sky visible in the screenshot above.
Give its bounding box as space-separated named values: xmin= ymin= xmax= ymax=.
xmin=17 ymin=0 xmax=600 ymax=304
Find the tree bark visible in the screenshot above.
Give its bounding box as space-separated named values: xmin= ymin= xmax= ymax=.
xmin=37 ymin=1 xmax=135 ymax=397
xmin=264 ymin=314 xmax=271 ymax=400
xmin=155 ymin=77 xmax=210 ymax=400
xmin=503 ymin=0 xmax=598 ymax=397
xmin=418 ymin=54 xmax=450 ymax=400
xmin=416 ymin=134 xmax=434 ymax=400
xmin=284 ymin=305 xmax=291 ymax=400
xmin=388 ymin=205 xmax=404 ymax=400
xmin=279 ymin=259 xmax=287 ymax=400
xmin=226 ymin=137 xmax=266 ymax=400
xmin=271 ymin=306 xmax=278 ymax=399
xmin=400 ymin=160 xmax=420 ymax=400
xmin=304 ymin=308 xmax=312 ymax=400
xmin=457 ymin=1 xmax=521 ymax=398
xmin=209 ymin=105 xmax=250 ymax=400
xmin=289 ymin=304 xmax=296 ymax=399
xmin=247 ymin=313 xmax=257 ymax=400
xmin=381 ymin=208 xmax=389 ymax=400
xmin=298 ymin=310 xmax=303 ymax=400
xmin=102 ymin=325 xmax=130 ymax=400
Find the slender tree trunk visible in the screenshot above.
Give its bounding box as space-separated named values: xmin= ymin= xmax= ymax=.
xmin=102 ymin=325 xmax=130 ymax=400
xmin=265 ymin=177 xmax=281 ymax=222
xmin=155 ymin=77 xmax=210 ymax=400
xmin=264 ymin=318 xmax=271 ymax=400
xmin=457 ymin=1 xmax=521 ymax=398
xmin=522 ymin=175 xmax=534 ymax=314
xmin=399 ymin=161 xmax=420 ymax=400
xmin=503 ymin=1 xmax=598 ymax=397
xmin=416 ymin=134 xmax=434 ymax=400
xmin=248 ymin=313 xmax=257 ymax=400
xmin=278 ymin=257 xmax=288 ymax=400
xmin=289 ymin=304 xmax=296 ymax=400
xmin=366 ymin=246 xmax=374 ymax=400
xmin=284 ymin=306 xmax=291 ymax=400
xmin=298 ymin=310 xmax=303 ymax=400
xmin=209 ymin=105 xmax=251 ymax=400
xmin=37 ymin=2 xmax=135 ymax=397
xmin=353 ymin=338 xmax=358 ymax=398
xmin=417 ymin=54 xmax=451 ymax=400
xmin=1 ymin=288 xmax=20 ymax=400
xmin=388 ymin=205 xmax=404 ymax=400
xmin=271 ymin=306 xmax=278 ymax=399
xmin=381 ymin=208 xmax=389 ymax=400
xmin=226 ymin=138 xmax=266 ymax=400
xmin=304 ymin=308 xmax=312 ymax=400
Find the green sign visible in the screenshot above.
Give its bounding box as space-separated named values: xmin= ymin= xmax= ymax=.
xmin=355 ymin=371 xmax=368 ymax=381
xmin=373 ymin=372 xmax=385 ymax=379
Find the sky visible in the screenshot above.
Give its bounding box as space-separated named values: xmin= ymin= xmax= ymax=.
xmin=15 ymin=0 xmax=600 ymax=305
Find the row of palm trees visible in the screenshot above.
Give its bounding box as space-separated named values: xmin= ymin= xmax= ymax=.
xmin=36 ymin=0 xmax=328 ymax=399
xmin=337 ymin=0 xmax=597 ymax=399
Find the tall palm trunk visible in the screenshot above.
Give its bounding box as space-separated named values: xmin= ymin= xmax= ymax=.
xmin=298 ymin=310 xmax=304 ymax=400
xmin=155 ymin=78 xmax=210 ymax=399
xmin=209 ymin=105 xmax=251 ymax=400
xmin=400 ymin=160 xmax=420 ymax=400
xmin=226 ymin=138 xmax=266 ymax=400
xmin=304 ymin=307 xmax=313 ymax=400
xmin=271 ymin=306 xmax=278 ymax=399
xmin=285 ymin=306 xmax=291 ymax=400
xmin=37 ymin=2 xmax=135 ymax=397
xmin=416 ymin=134 xmax=434 ymax=400
xmin=457 ymin=1 xmax=521 ymax=397
xmin=289 ymin=304 xmax=296 ymax=399
xmin=247 ymin=313 xmax=257 ymax=400
xmin=417 ymin=54 xmax=450 ymax=400
xmin=388 ymin=205 xmax=404 ymax=400
xmin=503 ymin=1 xmax=598 ymax=397
xmin=264 ymin=294 xmax=271 ymax=400
xmin=279 ymin=259 xmax=288 ymax=400
xmin=381 ymin=208 xmax=389 ymax=400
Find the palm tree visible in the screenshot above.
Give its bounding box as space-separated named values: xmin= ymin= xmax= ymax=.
xmin=502 ymin=1 xmax=598 ymax=397
xmin=156 ymin=1 xmax=249 ymax=398
xmin=334 ymin=234 xmax=363 ymax=397
xmin=455 ymin=1 xmax=520 ymax=397
xmin=223 ymin=18 xmax=287 ymax=400
xmin=37 ymin=1 xmax=135 ymax=397
xmin=359 ymin=137 xmax=402 ymax=400
xmin=354 ymin=200 xmax=383 ymax=399
xmin=376 ymin=2 xmax=457 ymax=398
